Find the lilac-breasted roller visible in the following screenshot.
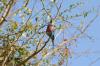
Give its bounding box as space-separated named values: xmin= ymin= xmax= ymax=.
xmin=46 ymin=21 xmax=55 ymax=48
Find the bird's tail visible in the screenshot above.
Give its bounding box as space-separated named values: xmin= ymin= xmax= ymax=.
xmin=52 ymin=39 xmax=54 ymax=49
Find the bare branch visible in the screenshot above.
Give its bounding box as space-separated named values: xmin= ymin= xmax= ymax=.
xmin=0 ymin=0 xmax=14 ymax=26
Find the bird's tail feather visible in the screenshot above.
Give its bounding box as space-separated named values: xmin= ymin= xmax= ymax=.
xmin=52 ymin=40 xmax=54 ymax=49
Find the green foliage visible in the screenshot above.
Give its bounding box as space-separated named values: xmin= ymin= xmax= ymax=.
xmin=83 ymin=12 xmax=89 ymax=18
xmin=0 ymin=6 xmax=3 ymax=13
xmin=1 ymin=0 xmax=7 ymax=4
xmin=0 ymin=0 xmax=98 ymax=66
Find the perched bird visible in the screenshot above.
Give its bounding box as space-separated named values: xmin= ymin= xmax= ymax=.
xmin=46 ymin=20 xmax=55 ymax=48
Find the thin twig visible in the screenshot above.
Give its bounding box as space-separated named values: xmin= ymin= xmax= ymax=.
xmin=37 ymin=14 xmax=98 ymax=65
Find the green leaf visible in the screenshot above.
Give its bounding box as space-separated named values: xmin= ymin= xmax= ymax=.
xmin=10 ymin=22 xmax=18 ymax=30
xmin=1 ymin=0 xmax=7 ymax=4
xmin=83 ymin=12 xmax=88 ymax=18
xmin=0 ymin=7 xmax=3 ymax=13
xmin=0 ymin=29 xmax=2 ymax=32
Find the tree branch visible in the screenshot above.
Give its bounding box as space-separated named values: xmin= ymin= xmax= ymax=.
xmin=16 ymin=38 xmax=50 ymax=66
xmin=0 ymin=0 xmax=14 ymax=26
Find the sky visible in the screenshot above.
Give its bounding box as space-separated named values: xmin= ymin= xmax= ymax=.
xmin=50 ymin=0 xmax=100 ymax=66
xmin=4 ymin=0 xmax=100 ymax=66
xmin=67 ymin=0 xmax=100 ymax=66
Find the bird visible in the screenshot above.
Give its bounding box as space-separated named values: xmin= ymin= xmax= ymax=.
xmin=46 ymin=20 xmax=55 ymax=48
